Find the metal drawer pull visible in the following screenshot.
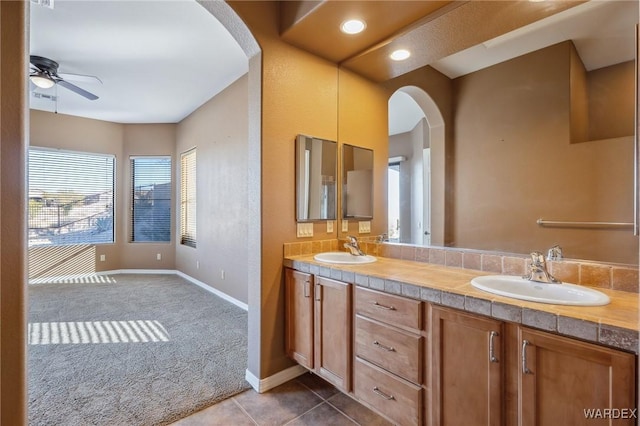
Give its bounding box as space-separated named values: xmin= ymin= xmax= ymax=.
xmin=522 ymin=340 xmax=532 ymax=374
xmin=372 ymin=386 xmax=395 ymax=401
xmin=373 ymin=340 xmax=396 ymax=352
xmin=373 ymin=301 xmax=396 ymax=311
xmin=489 ymin=331 xmax=499 ymax=363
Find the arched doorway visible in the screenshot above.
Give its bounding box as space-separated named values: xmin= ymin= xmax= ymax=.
xmin=388 ymin=86 xmax=445 ymax=246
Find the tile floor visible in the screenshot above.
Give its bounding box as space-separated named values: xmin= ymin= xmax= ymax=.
xmin=170 ymin=373 xmax=393 ymax=426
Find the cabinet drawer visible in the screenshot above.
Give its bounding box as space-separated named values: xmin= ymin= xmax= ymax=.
xmin=355 ymin=315 xmax=422 ymax=384
xmin=354 ymin=357 xmax=422 ymax=426
xmin=355 ymin=287 xmax=422 ymax=331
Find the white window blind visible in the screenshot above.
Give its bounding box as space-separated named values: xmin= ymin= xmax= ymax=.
xmin=180 ymin=149 xmax=196 ymax=248
xmin=28 ymin=148 xmax=115 ymax=246
xmin=131 ymin=156 xmax=171 ymax=243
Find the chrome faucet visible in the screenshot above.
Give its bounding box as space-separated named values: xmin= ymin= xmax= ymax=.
xmin=344 ymin=235 xmax=365 ymax=256
xmin=547 ymin=245 xmax=563 ymax=261
xmin=524 ymin=251 xmax=561 ymax=284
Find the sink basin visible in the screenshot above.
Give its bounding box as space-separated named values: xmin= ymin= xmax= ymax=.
xmin=313 ymin=252 xmax=377 ymax=265
xmin=471 ymin=275 xmax=610 ymax=306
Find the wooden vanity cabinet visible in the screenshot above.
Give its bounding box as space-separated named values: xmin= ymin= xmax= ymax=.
xmin=354 ymin=287 xmax=424 ymax=426
xmin=515 ymin=327 xmax=636 ymax=426
xmin=430 ymin=306 xmax=637 ymax=426
xmin=286 ymin=267 xmax=636 ymax=425
xmin=285 ymin=269 xmax=314 ymax=369
xmin=429 ymin=306 xmax=503 ymax=426
xmin=284 ymin=269 xmax=352 ymax=392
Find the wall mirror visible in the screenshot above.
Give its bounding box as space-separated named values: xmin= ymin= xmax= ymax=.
xmin=342 ymin=144 xmax=374 ymax=219
xmin=295 ymin=134 xmax=337 ymax=222
xmin=350 ymin=1 xmax=639 ymax=264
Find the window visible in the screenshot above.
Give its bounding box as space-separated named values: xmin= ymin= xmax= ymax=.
xmin=180 ymin=148 xmax=196 ymax=247
xmin=131 ymin=157 xmax=171 ymax=242
xmin=28 ymin=148 xmax=115 ymax=246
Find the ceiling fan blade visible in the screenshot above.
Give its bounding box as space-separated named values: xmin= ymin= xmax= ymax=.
xmin=58 ymin=72 xmax=103 ymax=85
xmin=57 ymin=79 xmax=99 ymax=100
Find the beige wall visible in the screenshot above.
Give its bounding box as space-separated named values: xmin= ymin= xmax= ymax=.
xmin=453 ymin=42 xmax=636 ymax=264
xmin=232 ymin=0 xmax=337 ymax=377
xmin=337 ymin=67 xmax=389 ymax=236
xmin=175 ymin=75 xmax=249 ymax=304
xmin=230 ymin=1 xmax=393 ymax=378
xmin=29 ymin=111 xmax=178 ymax=276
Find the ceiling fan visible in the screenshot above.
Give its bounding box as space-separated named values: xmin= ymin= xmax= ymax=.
xmin=29 ymin=55 xmax=101 ymax=101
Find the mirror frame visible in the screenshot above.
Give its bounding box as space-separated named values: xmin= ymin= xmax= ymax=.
xmin=341 ymin=143 xmax=374 ymax=220
xmin=295 ymin=134 xmax=338 ymax=222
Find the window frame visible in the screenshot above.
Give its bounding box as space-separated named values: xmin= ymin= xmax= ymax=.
xmin=28 ymin=147 xmax=116 ymax=247
xmin=180 ymin=148 xmax=197 ymax=248
xmin=130 ymin=155 xmax=172 ymax=244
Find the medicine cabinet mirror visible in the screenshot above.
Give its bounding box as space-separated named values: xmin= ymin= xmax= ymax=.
xmin=295 ymin=134 xmax=337 ymax=222
xmin=342 ymin=144 xmax=373 ymax=219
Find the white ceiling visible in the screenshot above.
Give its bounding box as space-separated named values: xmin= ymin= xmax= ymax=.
xmin=389 ymin=0 xmax=638 ymax=136
xmin=30 ymin=0 xmax=248 ymax=124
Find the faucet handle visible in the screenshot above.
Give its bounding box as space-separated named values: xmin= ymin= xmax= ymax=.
xmin=529 ymin=251 xmax=545 ymax=266
xmin=547 ymin=245 xmax=563 ymax=261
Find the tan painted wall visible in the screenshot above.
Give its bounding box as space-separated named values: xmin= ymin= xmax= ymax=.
xmin=29 ymin=111 xmax=178 ymax=276
xmin=453 ymin=42 xmax=636 ymax=264
xmin=175 ymin=75 xmax=249 ymax=304
xmin=337 ymin=67 xmax=389 ymax=236
xmin=230 ymin=1 xmax=392 ymax=377
xmin=122 ymin=124 xmax=177 ymax=269
xmin=1 ymin=2 xmax=28 ymax=423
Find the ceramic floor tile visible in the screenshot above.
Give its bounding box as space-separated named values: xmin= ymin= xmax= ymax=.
xmin=327 ymin=392 xmax=393 ymax=426
xmin=295 ymin=372 xmax=339 ymax=400
xmin=234 ymin=380 xmax=323 ymax=426
xmin=285 ymin=402 xmax=356 ymax=426
xmin=169 ymin=396 xmax=255 ymax=426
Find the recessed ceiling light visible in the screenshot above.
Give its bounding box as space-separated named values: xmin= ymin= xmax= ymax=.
xmin=341 ymin=19 xmax=366 ymax=35
xmin=390 ymin=49 xmax=411 ymax=61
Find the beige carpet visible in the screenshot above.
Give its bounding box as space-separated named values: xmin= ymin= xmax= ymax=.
xmin=28 ymin=273 xmax=250 ymax=426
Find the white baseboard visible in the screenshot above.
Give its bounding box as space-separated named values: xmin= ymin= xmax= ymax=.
xmin=245 ymin=364 xmax=308 ymax=393
xmin=29 ymin=269 xmax=249 ymax=312
xmin=176 ymin=271 xmax=248 ymax=311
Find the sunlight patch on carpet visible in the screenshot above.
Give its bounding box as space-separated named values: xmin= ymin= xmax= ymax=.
xmin=28 ymin=320 xmax=169 ymax=344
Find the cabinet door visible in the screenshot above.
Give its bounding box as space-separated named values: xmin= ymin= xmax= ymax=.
xmin=315 ymin=276 xmax=352 ymax=392
xmin=285 ymin=269 xmax=314 ymax=370
xmin=430 ymin=306 xmax=503 ymax=426
xmin=518 ymin=327 xmax=636 ymax=426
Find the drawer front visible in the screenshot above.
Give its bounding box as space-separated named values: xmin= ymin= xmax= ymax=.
xmin=355 ymin=287 xmax=422 ymax=331
xmin=355 ymin=315 xmax=422 ymax=384
xmin=354 ymin=357 xmax=422 ymax=426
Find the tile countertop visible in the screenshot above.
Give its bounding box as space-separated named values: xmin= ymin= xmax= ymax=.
xmin=284 ymin=254 xmax=640 ymax=354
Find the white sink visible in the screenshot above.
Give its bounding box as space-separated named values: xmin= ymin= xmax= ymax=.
xmin=313 ymin=252 xmax=377 ymax=265
xmin=471 ymin=275 xmax=610 ymax=306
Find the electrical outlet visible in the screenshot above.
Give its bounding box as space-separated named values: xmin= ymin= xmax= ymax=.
xmin=341 ymin=220 xmax=349 ymax=233
xmin=156 ymin=253 xmax=162 ymax=261
xmin=99 ymin=254 xmax=106 ymax=262
xmin=326 ymin=221 xmax=334 ymax=233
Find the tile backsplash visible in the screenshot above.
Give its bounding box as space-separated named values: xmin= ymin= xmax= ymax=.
xmin=283 ymin=238 xmax=639 ymax=293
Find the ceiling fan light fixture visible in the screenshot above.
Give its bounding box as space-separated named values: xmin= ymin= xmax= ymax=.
xmin=341 ymin=19 xmax=366 ymax=35
xmin=30 ymin=73 xmax=55 ymax=89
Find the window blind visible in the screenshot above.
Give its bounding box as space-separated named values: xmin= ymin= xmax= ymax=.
xmin=180 ymin=149 xmax=197 ymax=248
xmin=28 ymin=148 xmax=115 ymax=246
xmin=130 ymin=156 xmax=171 ymax=243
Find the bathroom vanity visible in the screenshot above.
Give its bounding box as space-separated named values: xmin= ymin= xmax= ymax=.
xmin=284 ymin=254 xmax=638 ymax=426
